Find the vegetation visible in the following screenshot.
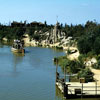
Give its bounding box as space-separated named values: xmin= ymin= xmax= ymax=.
xmin=0 ymin=21 xmax=53 ymax=41
xmin=92 ymin=60 xmax=100 ymax=69
xmin=0 ymin=20 xmax=99 ymax=81
xmin=53 ymin=20 xmax=100 ymax=82
xmin=0 ymin=20 xmax=100 ymax=49
xmin=77 ymin=21 xmax=100 ymax=55
xmin=77 ymin=68 xmax=94 ymax=82
xmin=54 ymin=55 xmax=94 ymax=82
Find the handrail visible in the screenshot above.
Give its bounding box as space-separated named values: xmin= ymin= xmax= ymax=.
xmin=68 ymin=85 xmax=100 ymax=88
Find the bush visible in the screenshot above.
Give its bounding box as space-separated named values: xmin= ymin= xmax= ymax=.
xmin=77 ymin=37 xmax=92 ymax=54
xmin=92 ymin=60 xmax=100 ymax=69
xmin=55 ymin=56 xmax=84 ymax=74
xmin=77 ymin=68 xmax=94 ymax=82
xmin=33 ymin=34 xmax=40 ymax=41
xmin=93 ymin=37 xmax=100 ymax=55
xmin=68 ymin=60 xmax=82 ymax=74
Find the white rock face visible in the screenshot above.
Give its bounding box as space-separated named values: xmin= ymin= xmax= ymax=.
xmin=22 ymin=34 xmax=37 ymax=46
xmin=3 ymin=38 xmax=8 ymax=41
xmin=84 ymin=58 xmax=97 ymax=67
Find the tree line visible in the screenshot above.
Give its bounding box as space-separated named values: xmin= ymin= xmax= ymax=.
xmin=0 ymin=20 xmax=100 ymax=55
xmin=0 ymin=21 xmax=53 ymax=41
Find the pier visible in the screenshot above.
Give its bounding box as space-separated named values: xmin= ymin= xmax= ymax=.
xmin=56 ymin=72 xmax=100 ymax=99
xmin=55 ymin=59 xmax=100 ymax=99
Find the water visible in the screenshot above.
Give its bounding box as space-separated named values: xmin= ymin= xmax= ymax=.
xmin=0 ymin=45 xmax=63 ymax=100
xmin=0 ymin=45 xmax=100 ymax=100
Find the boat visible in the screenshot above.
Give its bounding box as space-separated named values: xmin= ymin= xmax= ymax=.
xmin=11 ymin=40 xmax=25 ymax=53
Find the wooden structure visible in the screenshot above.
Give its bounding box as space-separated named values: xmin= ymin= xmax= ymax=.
xmin=55 ymin=60 xmax=100 ymax=99
xmin=11 ymin=40 xmax=25 ymax=53
xmin=56 ymin=72 xmax=100 ymax=99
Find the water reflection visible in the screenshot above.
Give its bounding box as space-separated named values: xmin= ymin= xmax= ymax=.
xmin=12 ymin=53 xmax=24 ymax=76
xmin=1 ymin=45 xmax=100 ymax=100
xmin=55 ymin=86 xmax=66 ymax=100
xmin=0 ymin=43 xmax=3 ymax=48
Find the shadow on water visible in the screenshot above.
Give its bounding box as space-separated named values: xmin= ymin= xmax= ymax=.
xmin=12 ymin=53 xmax=24 ymax=76
xmin=55 ymin=85 xmax=66 ymax=100
xmin=12 ymin=52 xmax=25 ymax=56
xmin=24 ymin=50 xmax=30 ymax=54
xmin=0 ymin=43 xmax=3 ymax=48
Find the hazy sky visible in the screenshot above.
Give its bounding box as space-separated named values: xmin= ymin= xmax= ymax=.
xmin=0 ymin=0 xmax=100 ymax=25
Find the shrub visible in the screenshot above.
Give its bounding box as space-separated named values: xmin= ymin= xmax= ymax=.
xmin=92 ymin=60 xmax=100 ymax=69
xmin=77 ymin=68 xmax=94 ymax=82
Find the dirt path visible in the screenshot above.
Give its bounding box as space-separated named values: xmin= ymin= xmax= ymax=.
xmin=66 ymin=47 xmax=80 ymax=60
xmin=90 ymin=67 xmax=100 ymax=84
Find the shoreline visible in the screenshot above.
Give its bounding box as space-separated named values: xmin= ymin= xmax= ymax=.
xmin=3 ymin=37 xmax=100 ymax=84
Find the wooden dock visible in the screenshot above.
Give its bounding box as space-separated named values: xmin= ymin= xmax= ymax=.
xmin=55 ymin=59 xmax=100 ymax=99
xmin=56 ymin=82 xmax=100 ymax=94
xmin=56 ymin=72 xmax=100 ymax=99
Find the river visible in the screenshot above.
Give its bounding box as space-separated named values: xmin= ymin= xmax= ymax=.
xmin=0 ymin=45 xmax=99 ymax=100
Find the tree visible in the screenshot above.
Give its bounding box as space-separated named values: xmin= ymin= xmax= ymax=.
xmin=77 ymin=68 xmax=94 ymax=82
xmin=93 ymin=37 xmax=100 ymax=55
xmin=44 ymin=21 xmax=47 ymax=27
xmin=77 ymin=37 xmax=92 ymax=54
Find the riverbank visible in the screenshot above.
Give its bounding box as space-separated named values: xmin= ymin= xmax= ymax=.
xmin=3 ymin=35 xmax=100 ymax=85
xmin=22 ymin=34 xmax=77 ymax=51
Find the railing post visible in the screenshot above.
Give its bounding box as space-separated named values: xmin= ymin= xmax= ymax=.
xmin=64 ymin=66 xmax=66 ymax=82
xmin=81 ymin=83 xmax=83 ymax=99
xmin=63 ymin=83 xmax=68 ymax=98
xmin=56 ymin=72 xmax=59 ymax=82
xmin=95 ymin=80 xmax=97 ymax=96
xmin=56 ymin=58 xmax=58 ymax=82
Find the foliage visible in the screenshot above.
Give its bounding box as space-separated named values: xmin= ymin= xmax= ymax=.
xmin=55 ymin=55 xmax=94 ymax=82
xmin=0 ymin=20 xmax=100 ymax=56
xmin=92 ymin=60 xmax=100 ymax=69
xmin=55 ymin=56 xmax=85 ymax=74
xmin=94 ymin=37 xmax=100 ymax=54
xmin=77 ymin=37 xmax=92 ymax=54
xmin=0 ymin=21 xmax=53 ymax=41
xmin=77 ymin=21 xmax=100 ymax=55
xmin=33 ymin=34 xmax=40 ymax=41
xmin=55 ymin=56 xmax=70 ymax=68
xmin=68 ymin=60 xmax=81 ymax=74
xmin=77 ymin=68 xmax=94 ymax=82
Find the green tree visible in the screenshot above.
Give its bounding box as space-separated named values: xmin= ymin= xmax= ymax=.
xmin=77 ymin=68 xmax=94 ymax=82
xmin=93 ymin=37 xmax=100 ymax=55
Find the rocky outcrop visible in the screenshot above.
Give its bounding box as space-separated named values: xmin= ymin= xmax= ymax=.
xmin=2 ymin=38 xmax=8 ymax=42
xmin=84 ymin=58 xmax=97 ymax=67
xmin=22 ymin=22 xmax=76 ymax=51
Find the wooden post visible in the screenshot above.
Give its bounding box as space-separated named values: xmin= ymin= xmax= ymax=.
xmin=56 ymin=72 xmax=59 ymax=82
xmin=22 ymin=49 xmax=25 ymax=54
xmin=69 ymin=75 xmax=70 ymax=82
xmin=95 ymin=80 xmax=97 ymax=96
xmin=64 ymin=66 xmax=66 ymax=82
xmin=81 ymin=83 xmax=83 ymax=99
xmin=63 ymin=83 xmax=68 ymax=98
xmin=56 ymin=58 xmax=58 ymax=82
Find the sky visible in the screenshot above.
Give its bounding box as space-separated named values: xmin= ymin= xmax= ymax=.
xmin=0 ymin=0 xmax=100 ymax=25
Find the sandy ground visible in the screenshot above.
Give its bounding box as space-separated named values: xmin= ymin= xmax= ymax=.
xmin=66 ymin=47 xmax=80 ymax=60
xmin=67 ymin=51 xmax=80 ymax=60
xmin=90 ymin=68 xmax=100 ymax=84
